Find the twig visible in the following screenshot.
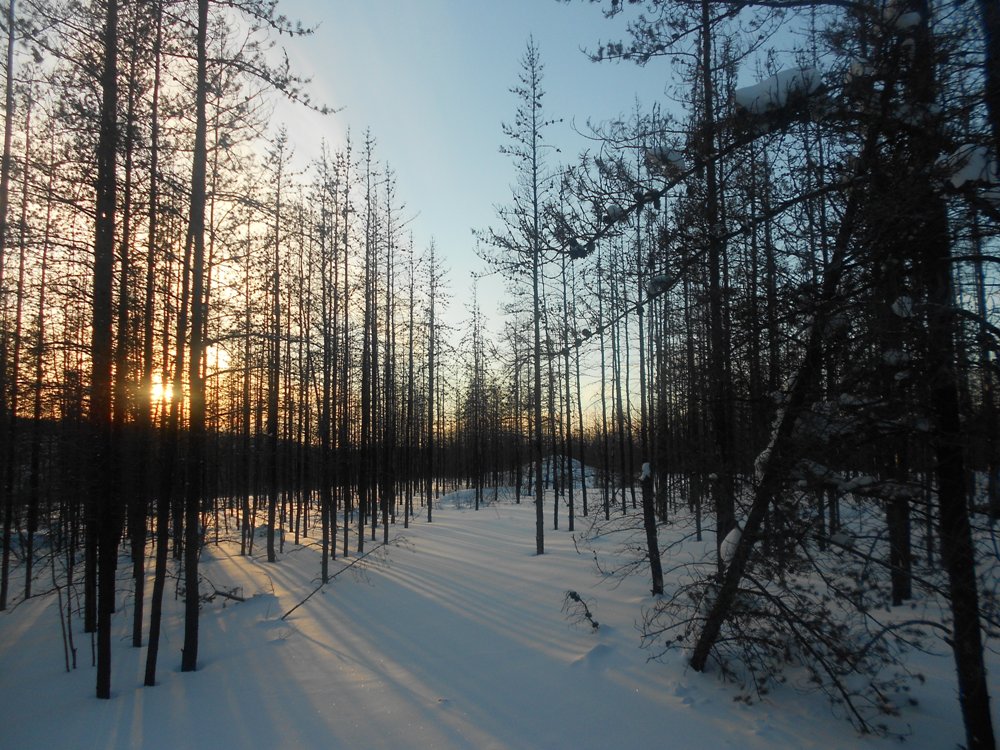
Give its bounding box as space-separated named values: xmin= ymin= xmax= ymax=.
xmin=563 ymin=590 xmax=600 ymax=631
xmin=280 ymin=541 xmax=388 ymax=621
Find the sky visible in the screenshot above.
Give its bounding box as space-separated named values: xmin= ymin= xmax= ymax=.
xmin=270 ymin=0 xmax=675 ymax=333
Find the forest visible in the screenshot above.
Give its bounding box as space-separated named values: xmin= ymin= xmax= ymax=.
xmin=0 ymin=0 xmax=997 ymax=748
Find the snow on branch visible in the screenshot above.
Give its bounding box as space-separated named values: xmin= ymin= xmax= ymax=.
xmin=601 ymin=204 xmax=627 ymax=225
xmin=733 ymin=67 xmax=822 ymax=116
xmin=938 ymin=144 xmax=999 ymax=189
xmin=644 ymin=145 xmax=687 ymax=176
xmin=882 ymin=0 xmax=924 ymax=31
xmin=719 ymin=525 xmax=742 ymax=567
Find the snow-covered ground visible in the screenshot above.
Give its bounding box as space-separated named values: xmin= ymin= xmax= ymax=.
xmin=0 ymin=489 xmax=993 ymax=749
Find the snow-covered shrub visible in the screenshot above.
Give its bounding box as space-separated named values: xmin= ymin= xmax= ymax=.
xmin=637 ymin=489 xmax=932 ymax=737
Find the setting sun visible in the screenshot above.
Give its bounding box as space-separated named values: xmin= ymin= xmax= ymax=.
xmin=150 ymin=373 xmax=172 ymax=404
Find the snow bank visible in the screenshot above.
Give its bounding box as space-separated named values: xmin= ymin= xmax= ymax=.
xmin=0 ymin=495 xmax=985 ymax=749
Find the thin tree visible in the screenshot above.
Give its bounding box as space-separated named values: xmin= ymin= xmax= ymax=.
xmin=0 ymin=0 xmax=17 ymax=614
xmin=181 ymin=0 xmax=210 ymax=674
xmin=491 ymin=37 xmax=556 ymax=554
xmin=91 ymin=0 xmax=120 ymax=700
xmin=425 ymin=240 xmax=438 ymax=523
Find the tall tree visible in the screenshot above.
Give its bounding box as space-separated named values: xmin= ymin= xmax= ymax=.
xmin=181 ymin=0 xmax=210 ymax=674
xmin=92 ymin=0 xmax=120 ymax=701
xmin=425 ymin=239 xmax=439 ymax=523
xmin=486 ymin=37 xmax=557 ymax=554
xmin=0 ymin=0 xmax=16 ymax=613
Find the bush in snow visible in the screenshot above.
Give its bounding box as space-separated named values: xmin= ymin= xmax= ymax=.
xmin=562 ymin=590 xmax=600 ymax=631
xmin=629 ymin=374 xmax=966 ymax=737
xmin=636 ymin=490 xmax=932 ymax=736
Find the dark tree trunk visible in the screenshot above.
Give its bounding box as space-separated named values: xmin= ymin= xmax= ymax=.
xmin=12 ymin=95 xmax=31 ymax=599
xmin=92 ymin=0 xmax=120 ymax=701
xmin=978 ymin=0 xmax=1000 ymax=158
xmin=141 ymin=0 xmax=168 ymax=687
xmin=917 ymin=198 xmax=995 ymax=750
xmin=0 ymin=0 xmax=17 ymax=615
xmin=181 ymin=0 xmax=210 ymax=675
xmin=909 ymin=8 xmax=994 ymax=744
xmin=700 ymin=0 xmax=734 ymax=564
xmin=690 ymin=117 xmax=882 ymax=674
xmin=26 ymin=126 xmax=54 ymax=603
xmin=427 ymin=243 xmax=436 ymax=524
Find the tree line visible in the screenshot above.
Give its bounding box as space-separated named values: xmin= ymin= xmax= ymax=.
xmin=480 ymin=1 xmax=998 ymax=747
xmin=0 ymin=0 xmax=530 ymax=701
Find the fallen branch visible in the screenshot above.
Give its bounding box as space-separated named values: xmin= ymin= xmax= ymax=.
xmin=213 ymin=588 xmax=245 ymax=603
xmin=280 ymin=541 xmax=390 ymax=621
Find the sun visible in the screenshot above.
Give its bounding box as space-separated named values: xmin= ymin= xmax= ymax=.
xmin=150 ymin=373 xmax=173 ymax=404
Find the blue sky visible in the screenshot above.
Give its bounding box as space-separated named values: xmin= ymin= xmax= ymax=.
xmin=272 ymin=1 xmax=674 ymax=330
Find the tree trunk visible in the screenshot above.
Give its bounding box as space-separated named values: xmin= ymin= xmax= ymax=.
xmin=181 ymin=0 xmax=210 ymax=674
xmin=92 ymin=0 xmax=120 ymax=700
xmin=0 ymin=0 xmax=17 ymax=614
xmin=11 ymin=94 xmax=31 ymax=599
xmin=700 ymin=0 xmax=735 ymax=564
xmin=635 ymin=162 xmax=663 ymax=596
xmin=427 ymin=243 xmax=436 ymax=524
xmin=26 ymin=126 xmax=54 ymax=602
xmin=909 ymin=5 xmax=994 ymax=743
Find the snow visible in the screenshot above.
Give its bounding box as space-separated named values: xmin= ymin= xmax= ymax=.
xmin=845 ymin=58 xmax=872 ymax=84
xmin=882 ymin=0 xmax=923 ymax=29
xmin=882 ymin=349 xmax=911 ymax=367
xmin=733 ymin=67 xmax=822 ymax=115
xmin=640 ymin=462 xmax=652 ymax=481
xmin=602 ymin=204 xmax=627 ymax=224
xmin=839 ymin=474 xmax=878 ymax=493
xmin=644 ymin=145 xmax=686 ymax=176
xmin=829 ymin=530 xmax=855 ymax=549
xmin=0 ymin=490 xmax=994 ymax=749
xmin=893 ymin=10 xmax=923 ymax=30
xmin=646 ymin=274 xmax=672 ymax=296
xmin=753 ymin=445 xmax=771 ymax=482
xmin=523 ymin=455 xmax=595 ymax=490
xmin=891 ymin=295 xmax=915 ymax=318
xmin=940 ymin=144 xmax=999 ymax=188
xmin=984 ymin=186 xmax=1000 ymax=206
xmin=720 ymin=525 xmax=742 ymax=566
